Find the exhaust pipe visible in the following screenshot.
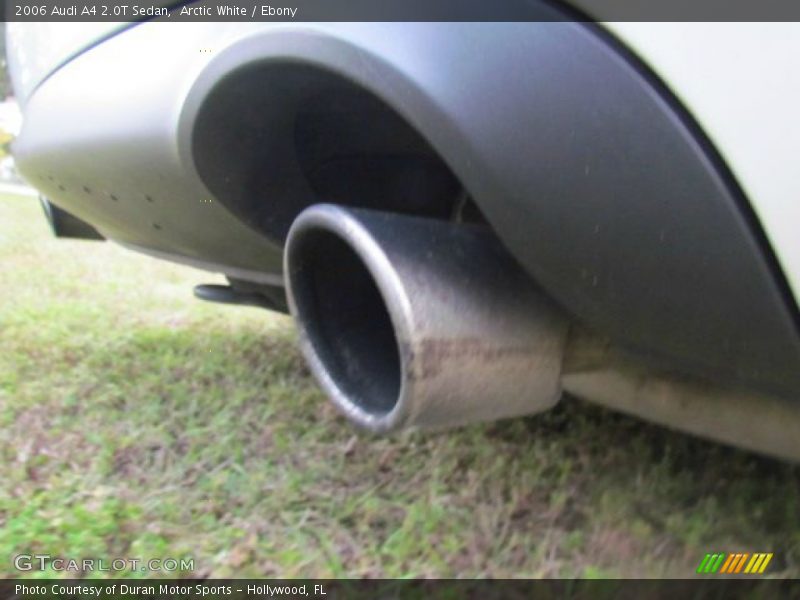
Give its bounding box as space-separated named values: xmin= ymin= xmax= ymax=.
xmin=283 ymin=204 xmax=800 ymax=460
xmin=284 ymin=204 xmax=569 ymax=433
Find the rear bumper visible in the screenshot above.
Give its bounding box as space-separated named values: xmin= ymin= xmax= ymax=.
xmin=13 ymin=23 xmax=286 ymax=279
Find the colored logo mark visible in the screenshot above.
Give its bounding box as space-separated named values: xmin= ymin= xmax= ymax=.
xmin=696 ymin=552 xmax=773 ymax=575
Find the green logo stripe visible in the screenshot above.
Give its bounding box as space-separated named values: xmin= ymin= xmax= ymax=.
xmin=697 ymin=554 xmax=712 ymax=573
xmin=710 ymin=553 xmax=727 ymax=573
xmin=705 ymin=554 xmax=719 ymax=573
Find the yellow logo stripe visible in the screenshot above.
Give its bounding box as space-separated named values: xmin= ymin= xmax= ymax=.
xmin=758 ymin=553 xmax=773 ymax=574
xmin=744 ymin=554 xmax=761 ymax=573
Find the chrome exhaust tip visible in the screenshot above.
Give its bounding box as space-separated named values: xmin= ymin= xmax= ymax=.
xmin=284 ymin=204 xmax=569 ymax=433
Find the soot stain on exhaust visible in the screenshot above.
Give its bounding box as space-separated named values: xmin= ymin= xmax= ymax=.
xmin=408 ymin=338 xmax=540 ymax=381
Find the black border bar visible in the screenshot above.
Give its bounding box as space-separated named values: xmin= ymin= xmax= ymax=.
xmin=3 ymin=579 xmax=800 ymax=600
xmin=5 ymin=0 xmax=800 ymax=22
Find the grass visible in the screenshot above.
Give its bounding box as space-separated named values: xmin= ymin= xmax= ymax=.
xmin=1 ymin=191 xmax=800 ymax=579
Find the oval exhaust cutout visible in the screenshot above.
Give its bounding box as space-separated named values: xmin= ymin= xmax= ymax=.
xmin=284 ymin=204 xmax=569 ymax=434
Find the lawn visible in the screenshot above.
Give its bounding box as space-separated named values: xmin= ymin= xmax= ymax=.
xmin=1 ymin=191 xmax=799 ymax=579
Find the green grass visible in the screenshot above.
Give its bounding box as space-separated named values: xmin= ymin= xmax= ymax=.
xmin=1 ymin=192 xmax=799 ymax=579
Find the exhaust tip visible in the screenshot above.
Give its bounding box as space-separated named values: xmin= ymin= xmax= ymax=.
xmin=285 ymin=205 xmax=408 ymax=431
xmin=285 ymin=204 xmax=568 ymax=434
